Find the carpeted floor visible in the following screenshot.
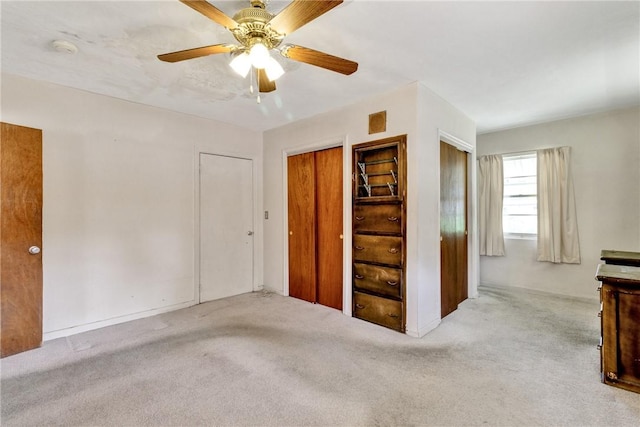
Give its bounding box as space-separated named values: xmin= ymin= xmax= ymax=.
xmin=1 ymin=285 xmax=639 ymax=426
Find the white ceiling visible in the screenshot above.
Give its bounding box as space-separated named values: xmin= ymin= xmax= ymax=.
xmin=2 ymin=0 xmax=638 ymax=133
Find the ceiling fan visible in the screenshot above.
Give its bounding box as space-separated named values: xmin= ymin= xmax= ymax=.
xmin=158 ymin=0 xmax=358 ymax=95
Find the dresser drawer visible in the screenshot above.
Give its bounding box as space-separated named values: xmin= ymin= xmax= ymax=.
xmin=353 ymin=291 xmax=403 ymax=331
xmin=354 ymin=204 xmax=402 ymax=234
xmin=353 ymin=263 xmax=402 ymax=299
xmin=353 ymin=234 xmax=403 ymax=266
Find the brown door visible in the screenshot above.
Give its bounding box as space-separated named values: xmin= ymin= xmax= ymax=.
xmin=440 ymin=141 xmax=468 ymax=318
xmin=315 ymin=147 xmax=343 ymax=310
xmin=288 ymin=152 xmax=317 ymax=303
xmin=1 ymin=122 xmax=43 ymax=357
xmin=288 ymin=147 xmax=343 ymax=309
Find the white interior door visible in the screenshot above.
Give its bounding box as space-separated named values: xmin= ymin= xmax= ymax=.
xmin=200 ymin=153 xmax=254 ymax=302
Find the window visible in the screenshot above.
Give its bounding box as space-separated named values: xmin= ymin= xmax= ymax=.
xmin=503 ymin=153 xmax=537 ymax=237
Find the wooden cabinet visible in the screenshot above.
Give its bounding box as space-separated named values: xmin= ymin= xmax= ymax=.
xmin=596 ymin=263 xmax=640 ymax=394
xmin=352 ymin=135 xmax=406 ymax=332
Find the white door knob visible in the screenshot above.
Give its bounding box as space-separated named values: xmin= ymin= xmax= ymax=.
xmin=29 ymin=246 xmax=41 ymax=255
xmin=247 ymin=231 xmax=254 ymax=236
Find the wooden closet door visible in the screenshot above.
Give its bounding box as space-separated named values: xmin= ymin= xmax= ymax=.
xmin=288 ymin=152 xmax=317 ymax=303
xmin=1 ymin=122 xmax=43 ymax=357
xmin=440 ymin=141 xmax=468 ymax=318
xmin=315 ymin=147 xmax=343 ymax=310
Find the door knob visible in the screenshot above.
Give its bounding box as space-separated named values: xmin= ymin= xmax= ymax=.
xmin=29 ymin=246 xmax=41 ymax=255
xmin=247 ymin=231 xmax=254 ymax=236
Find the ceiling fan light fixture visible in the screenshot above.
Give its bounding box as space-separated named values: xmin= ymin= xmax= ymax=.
xmin=159 ymin=0 xmax=359 ymax=94
xmin=248 ymin=42 xmax=270 ymax=68
xmin=264 ymin=57 xmax=284 ymax=82
xmin=230 ymin=52 xmax=252 ymax=77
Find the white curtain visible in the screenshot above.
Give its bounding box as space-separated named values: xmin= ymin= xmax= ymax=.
xmin=478 ymin=155 xmax=505 ymax=256
xmin=537 ymin=147 xmax=581 ymax=264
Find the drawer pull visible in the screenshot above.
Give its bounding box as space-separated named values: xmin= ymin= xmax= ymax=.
xmin=355 ymin=216 xmax=365 ymax=221
xmin=388 ymin=248 xmax=399 ymax=254
xmin=387 ymin=281 xmax=398 ymax=287
xmin=355 ymin=246 xmax=365 ymax=251
xmin=387 ymin=216 xmax=399 ymax=222
xmin=355 ymin=274 xmax=364 ymax=279
xmin=355 ymin=304 xmax=365 ymax=310
xmin=388 ymin=313 xmax=399 ymax=318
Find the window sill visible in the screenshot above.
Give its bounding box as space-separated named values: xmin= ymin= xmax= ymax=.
xmin=505 ymin=233 xmax=537 ymax=241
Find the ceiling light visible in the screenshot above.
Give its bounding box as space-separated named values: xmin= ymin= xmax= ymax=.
xmin=264 ymin=57 xmax=284 ymax=82
xmin=229 ymin=52 xmax=251 ymax=78
xmin=248 ymin=42 xmax=270 ymax=69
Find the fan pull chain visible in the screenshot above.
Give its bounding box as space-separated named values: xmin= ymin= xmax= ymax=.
xmin=246 ymin=67 xmax=260 ymax=104
xmin=249 ymin=66 xmax=255 ymax=94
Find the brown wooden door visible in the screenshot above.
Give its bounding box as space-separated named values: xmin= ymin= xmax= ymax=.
xmin=288 ymin=152 xmax=317 ymax=303
xmin=288 ymin=147 xmax=343 ymax=309
xmin=440 ymin=141 xmax=468 ymax=318
xmin=1 ymin=122 xmax=43 ymax=357
xmin=315 ymin=147 xmax=343 ymax=310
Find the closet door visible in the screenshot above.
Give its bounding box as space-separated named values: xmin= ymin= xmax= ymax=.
xmin=315 ymin=147 xmax=343 ymax=310
xmin=440 ymin=141 xmax=468 ymax=318
xmin=199 ymin=154 xmax=254 ymax=302
xmin=287 ymin=147 xmax=343 ymax=309
xmin=288 ymin=152 xmax=317 ymax=303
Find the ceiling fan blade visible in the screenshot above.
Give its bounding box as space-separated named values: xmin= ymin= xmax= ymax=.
xmin=282 ymin=45 xmax=357 ymax=75
xmin=257 ymin=69 xmax=276 ymax=93
xmin=268 ymin=0 xmax=342 ymax=36
xmin=158 ymin=44 xmax=233 ymax=63
xmin=179 ymin=0 xmax=238 ymax=30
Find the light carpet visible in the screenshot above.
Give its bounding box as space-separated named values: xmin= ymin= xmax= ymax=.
xmin=1 ymin=286 xmax=639 ymax=426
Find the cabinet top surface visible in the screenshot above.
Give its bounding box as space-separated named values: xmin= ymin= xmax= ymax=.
xmin=600 ymin=249 xmax=640 ymax=262
xmin=596 ymin=263 xmax=640 ymax=284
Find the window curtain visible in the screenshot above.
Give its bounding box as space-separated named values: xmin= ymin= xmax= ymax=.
xmin=537 ymin=147 xmax=581 ymax=264
xmin=478 ymin=155 xmax=505 ymax=256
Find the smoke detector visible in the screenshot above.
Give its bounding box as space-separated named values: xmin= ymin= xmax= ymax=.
xmin=51 ymin=40 xmax=78 ymax=54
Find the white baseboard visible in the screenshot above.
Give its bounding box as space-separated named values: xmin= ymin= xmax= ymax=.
xmin=406 ymin=317 xmax=441 ymax=338
xmin=479 ymin=282 xmax=598 ymax=302
xmin=262 ymin=286 xmax=285 ymax=296
xmin=43 ymin=300 xmax=196 ymax=341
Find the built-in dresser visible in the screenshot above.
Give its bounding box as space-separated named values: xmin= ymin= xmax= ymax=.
xmin=352 ymin=135 xmax=407 ymax=332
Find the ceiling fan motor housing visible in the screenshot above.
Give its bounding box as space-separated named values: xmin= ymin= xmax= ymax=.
xmin=232 ymin=2 xmax=283 ymax=50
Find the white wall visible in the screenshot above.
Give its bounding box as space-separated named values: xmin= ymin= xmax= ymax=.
xmin=262 ymin=82 xmax=476 ymax=337
xmin=1 ymin=74 xmax=263 ymax=339
xmin=414 ymin=84 xmax=477 ymax=336
xmin=477 ymin=107 xmax=640 ymax=299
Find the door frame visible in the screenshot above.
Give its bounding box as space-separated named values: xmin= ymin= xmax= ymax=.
xmin=438 ymin=130 xmax=478 ymax=302
xmin=282 ymin=135 xmax=351 ymax=316
xmin=194 ymin=149 xmax=261 ymax=304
